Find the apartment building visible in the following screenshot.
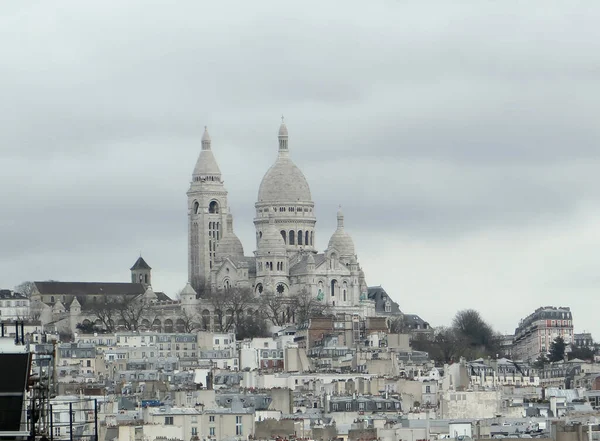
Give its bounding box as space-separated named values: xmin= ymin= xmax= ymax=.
xmin=513 ymin=306 xmax=574 ymax=362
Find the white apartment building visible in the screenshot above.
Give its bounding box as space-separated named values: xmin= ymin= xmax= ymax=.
xmin=0 ymin=290 xmax=30 ymax=321
xmin=512 ymin=306 xmax=574 ymax=362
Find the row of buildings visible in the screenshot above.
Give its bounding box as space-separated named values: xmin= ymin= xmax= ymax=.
xmin=4 ymin=320 xmax=600 ymax=441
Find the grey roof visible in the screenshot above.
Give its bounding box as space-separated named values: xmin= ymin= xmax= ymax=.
xmin=130 ymin=256 xmax=151 ymax=270
xmin=367 ymin=286 xmax=402 ymax=315
xmin=34 ymin=281 xmax=170 ymax=308
xmin=403 ymin=313 xmax=430 ymax=328
xmin=0 ymin=289 xmax=28 ymax=300
xmin=290 ymin=253 xmax=326 ymax=275
xmin=35 ymin=281 xmax=146 ymax=296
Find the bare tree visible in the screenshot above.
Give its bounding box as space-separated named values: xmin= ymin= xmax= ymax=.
xmin=117 ymin=295 xmax=153 ymax=331
xmin=14 ymin=281 xmax=36 ymax=298
xmin=203 ymin=287 xmax=256 ymax=332
xmin=88 ymin=294 xmax=153 ymax=332
xmin=290 ymin=288 xmax=329 ymax=325
xmin=179 ymin=308 xmax=201 ymax=333
xmin=259 ymin=290 xmax=288 ymax=326
xmin=88 ymin=296 xmax=121 ymax=333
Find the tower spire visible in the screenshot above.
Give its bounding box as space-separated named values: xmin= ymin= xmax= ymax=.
xmin=278 ymin=118 xmax=289 ymax=155
xmin=337 ymin=207 xmax=344 ymax=229
xmin=201 ymin=126 xmax=211 ymax=150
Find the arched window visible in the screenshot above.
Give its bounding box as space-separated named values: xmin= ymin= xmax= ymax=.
xmin=144 ymin=274 xmax=148 ymax=284
xmin=310 ymin=231 xmax=314 ymax=245
xmin=256 ymin=283 xmax=264 ymax=294
xmin=289 ymin=230 xmax=295 ymax=245
xmin=280 ymin=230 xmax=287 ymax=244
xmin=209 ymin=200 xmax=219 ymax=214
xmin=259 ymin=231 xmax=263 ymax=239
xmin=51 ymin=296 xmax=55 ymax=303
xmin=331 ymin=280 xmax=337 ymax=297
xmin=193 ymin=201 xmax=200 ymax=214
xmin=305 ymin=231 xmax=309 ymax=245
xmin=298 ymin=230 xmax=303 ymax=245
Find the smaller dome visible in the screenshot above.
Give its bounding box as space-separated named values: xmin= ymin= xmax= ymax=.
xmin=180 ymin=282 xmax=197 ymax=298
xmin=216 ymin=214 xmax=244 ymax=259
xmin=327 ymin=209 xmax=355 ymax=257
xmin=258 ymin=214 xmax=286 ymax=253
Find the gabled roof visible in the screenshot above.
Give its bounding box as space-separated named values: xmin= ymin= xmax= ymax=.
xmin=289 ymin=253 xmax=327 ymax=275
xmin=130 ymin=257 xmax=151 ymax=271
xmin=367 ymin=286 xmax=402 ymax=315
xmin=35 ymin=281 xmax=146 ymax=296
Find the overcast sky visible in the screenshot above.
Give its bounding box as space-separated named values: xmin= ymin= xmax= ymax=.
xmin=2 ymin=1 xmax=599 ymax=338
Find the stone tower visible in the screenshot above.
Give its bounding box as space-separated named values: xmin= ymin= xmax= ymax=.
xmin=130 ymin=256 xmax=152 ymax=286
xmin=187 ymin=127 xmax=229 ymax=292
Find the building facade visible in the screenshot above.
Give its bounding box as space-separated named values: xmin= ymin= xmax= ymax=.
xmin=512 ymin=306 xmax=574 ymax=362
xmin=0 ymin=290 xmax=30 ymax=321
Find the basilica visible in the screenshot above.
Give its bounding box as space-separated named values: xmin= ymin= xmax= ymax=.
xmin=28 ymin=121 xmax=406 ymax=336
xmin=187 ymin=121 xmax=376 ymax=318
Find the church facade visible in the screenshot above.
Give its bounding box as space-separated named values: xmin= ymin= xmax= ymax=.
xmin=187 ymin=121 xmax=376 ymax=318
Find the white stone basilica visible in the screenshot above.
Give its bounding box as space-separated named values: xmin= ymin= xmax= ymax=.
xmin=186 ymin=121 xmax=376 ymax=318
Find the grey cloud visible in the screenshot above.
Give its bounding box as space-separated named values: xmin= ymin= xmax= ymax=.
xmin=1 ymin=0 xmax=600 ymax=337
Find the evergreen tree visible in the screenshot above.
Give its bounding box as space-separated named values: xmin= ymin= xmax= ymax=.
xmin=548 ymin=336 xmax=566 ymax=362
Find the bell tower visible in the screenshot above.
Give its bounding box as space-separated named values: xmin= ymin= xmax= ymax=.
xmin=130 ymin=256 xmax=152 ymax=286
xmin=187 ymin=127 xmax=229 ymax=293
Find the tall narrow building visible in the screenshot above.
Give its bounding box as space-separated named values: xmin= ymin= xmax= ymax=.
xmin=187 ymin=127 xmax=229 ymax=292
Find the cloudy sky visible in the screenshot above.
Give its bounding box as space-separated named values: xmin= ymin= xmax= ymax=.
xmin=2 ymin=1 xmax=599 ymax=337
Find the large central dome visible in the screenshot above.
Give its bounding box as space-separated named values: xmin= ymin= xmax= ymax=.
xmin=257 ymin=121 xmax=312 ymax=204
xmin=258 ymin=156 xmax=312 ymax=203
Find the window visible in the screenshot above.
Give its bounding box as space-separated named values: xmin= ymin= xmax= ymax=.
xmin=280 ymin=230 xmax=287 ymax=243
xmin=86 ymin=360 xmax=91 ymax=367
xmin=191 ymin=427 xmax=197 ymax=436
xmin=359 ymin=402 xmax=365 ymax=410
xmin=289 ymin=230 xmax=295 ymax=245
xmin=346 ymin=402 xmax=351 ymax=411
xmin=209 ymin=416 xmax=215 ymax=422
xmin=209 ymin=427 xmax=215 ymax=436
xmin=332 ymin=403 xmax=338 ymax=411
xmin=209 ymin=200 xmax=219 ymax=214
xmin=165 ymin=416 xmax=174 ymax=425
xmin=236 ymin=416 xmax=243 ymax=435
xmin=298 ymin=230 xmax=303 ymax=245
xmin=425 ymin=386 xmax=431 ymax=393
xmin=215 ymin=339 xmax=219 ymax=345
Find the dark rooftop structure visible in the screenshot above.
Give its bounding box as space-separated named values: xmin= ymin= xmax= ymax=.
xmin=33 ymin=281 xmax=170 ymax=309
xmin=130 ymin=256 xmax=152 ymax=270
xmin=367 ymin=286 xmax=402 ymax=315
xmin=0 ymin=290 xmax=28 ymax=300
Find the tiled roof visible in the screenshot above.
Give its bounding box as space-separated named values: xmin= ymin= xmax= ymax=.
xmin=130 ymin=256 xmax=151 ymax=270
xmin=34 ymin=281 xmax=146 ymax=296
xmin=289 ymin=253 xmax=326 ymax=275
xmin=367 ymin=286 xmax=401 ymax=315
